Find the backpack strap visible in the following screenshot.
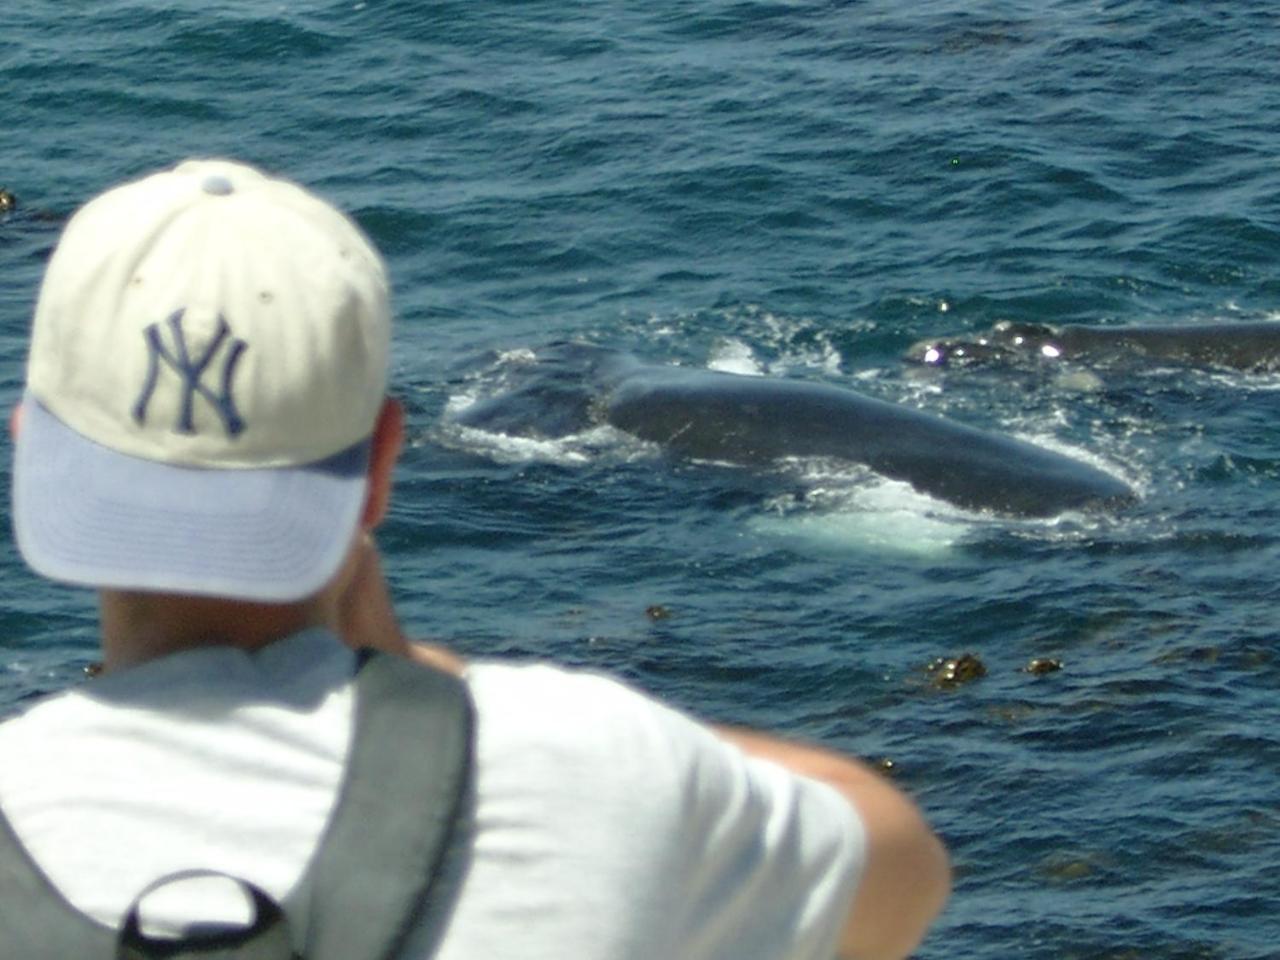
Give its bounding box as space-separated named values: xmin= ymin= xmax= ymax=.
xmin=0 ymin=648 xmax=474 ymax=960
xmin=287 ymin=650 xmax=473 ymax=960
xmin=0 ymin=793 xmax=115 ymax=954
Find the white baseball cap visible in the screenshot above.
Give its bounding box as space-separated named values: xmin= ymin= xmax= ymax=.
xmin=12 ymin=159 xmax=392 ymax=601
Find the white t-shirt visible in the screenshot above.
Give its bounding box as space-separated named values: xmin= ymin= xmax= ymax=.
xmin=0 ymin=629 xmax=865 ymax=959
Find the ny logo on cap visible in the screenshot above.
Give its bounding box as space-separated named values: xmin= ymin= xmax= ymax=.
xmin=133 ymin=309 xmax=248 ymax=437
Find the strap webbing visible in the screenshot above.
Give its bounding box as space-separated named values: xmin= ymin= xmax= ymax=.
xmin=0 ymin=649 xmax=474 ymax=960
xmin=289 ymin=651 xmax=473 ymax=959
xmin=0 ymin=794 xmax=113 ymax=954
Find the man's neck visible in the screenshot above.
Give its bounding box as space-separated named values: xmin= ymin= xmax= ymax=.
xmin=98 ymin=590 xmax=335 ymax=673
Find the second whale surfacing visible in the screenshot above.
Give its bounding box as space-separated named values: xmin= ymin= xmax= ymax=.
xmin=450 ymin=344 xmax=1134 ymax=519
xmin=907 ymin=320 xmax=1280 ymax=371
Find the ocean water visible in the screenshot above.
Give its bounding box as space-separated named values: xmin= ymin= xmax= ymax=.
xmin=3 ymin=1 xmax=1280 ymax=956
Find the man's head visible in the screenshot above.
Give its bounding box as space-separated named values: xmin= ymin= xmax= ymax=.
xmin=13 ymin=159 xmax=392 ymax=603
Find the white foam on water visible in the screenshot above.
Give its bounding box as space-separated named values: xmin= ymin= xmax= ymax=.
xmin=749 ymin=506 xmax=963 ymax=558
xmin=442 ymin=389 xmax=484 ymax=418
xmin=706 ymin=335 xmax=844 ymax=380
xmin=748 ymin=474 xmax=971 ymax=558
xmin=707 ymin=338 xmax=765 ymax=376
xmin=1200 ymin=367 xmax=1280 ymax=392
xmin=698 ymin=311 xmax=846 ymax=378
xmin=438 ymin=421 xmax=623 ymax=467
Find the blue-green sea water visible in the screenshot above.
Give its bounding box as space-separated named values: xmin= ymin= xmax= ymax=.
xmin=3 ymin=2 xmax=1279 ymax=956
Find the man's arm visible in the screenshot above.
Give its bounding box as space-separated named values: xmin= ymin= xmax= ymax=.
xmin=336 ymin=536 xmax=949 ymax=957
xmin=714 ymin=726 xmax=950 ymax=960
xmin=333 ymin=534 xmax=465 ymax=675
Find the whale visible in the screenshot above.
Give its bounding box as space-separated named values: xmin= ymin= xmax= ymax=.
xmin=906 ymin=320 xmax=1280 ymax=372
xmin=450 ymin=343 xmax=1134 ymax=518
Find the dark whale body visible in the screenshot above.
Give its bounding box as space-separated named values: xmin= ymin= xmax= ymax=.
xmin=452 ymin=344 xmax=1134 ymax=518
xmin=907 ymin=320 xmax=1280 ymax=372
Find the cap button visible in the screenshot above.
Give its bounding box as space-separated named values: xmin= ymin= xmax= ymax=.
xmin=202 ymin=175 xmax=234 ymax=196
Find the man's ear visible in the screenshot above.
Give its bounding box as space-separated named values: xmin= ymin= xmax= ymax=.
xmin=362 ymin=397 xmax=404 ymax=530
xmin=10 ymin=402 xmax=24 ymax=440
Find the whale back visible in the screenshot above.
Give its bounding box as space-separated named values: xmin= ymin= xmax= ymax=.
xmin=605 ymin=363 xmax=1134 ymax=517
xmin=451 ymin=345 xmax=1134 ymax=517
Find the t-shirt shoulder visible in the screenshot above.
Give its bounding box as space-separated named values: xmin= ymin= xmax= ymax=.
xmin=461 ymin=660 xmax=866 ymax=960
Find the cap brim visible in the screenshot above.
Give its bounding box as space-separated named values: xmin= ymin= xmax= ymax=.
xmin=13 ymin=397 xmax=370 ymax=602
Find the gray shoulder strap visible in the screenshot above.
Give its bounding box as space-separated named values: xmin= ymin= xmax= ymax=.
xmin=0 ymin=790 xmax=115 ymax=954
xmin=288 ymin=650 xmax=474 ymax=959
xmin=0 ymin=650 xmax=474 ymax=960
